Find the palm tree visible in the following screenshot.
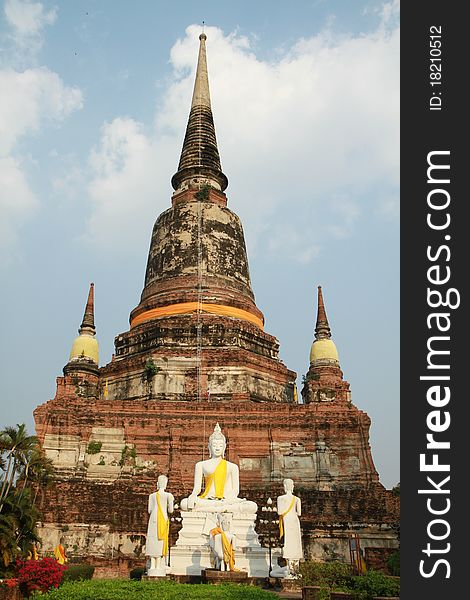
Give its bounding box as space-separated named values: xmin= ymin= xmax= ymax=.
xmin=0 ymin=424 xmax=38 ymax=513
xmin=0 ymin=425 xmax=47 ymax=574
xmin=11 ymin=488 xmax=41 ymax=556
xmin=0 ymin=505 xmax=17 ymax=569
xmin=0 ymin=489 xmax=40 ymax=571
xmin=18 ymin=446 xmax=54 ymax=505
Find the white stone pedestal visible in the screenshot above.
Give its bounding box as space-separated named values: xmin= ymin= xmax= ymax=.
xmin=169 ymin=510 xmax=270 ymax=577
xmin=147 ymin=567 xmax=167 ymax=577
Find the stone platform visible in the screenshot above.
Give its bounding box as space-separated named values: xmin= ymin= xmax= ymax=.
xmin=175 ymin=509 xmax=260 ymax=547
xmin=202 ymin=568 xmax=248 ymax=584
xmin=170 ymin=509 xmax=270 ymax=576
xmin=170 ymin=545 xmax=270 ymax=577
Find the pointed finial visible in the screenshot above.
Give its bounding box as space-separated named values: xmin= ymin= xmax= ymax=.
xmin=315 ymin=286 xmax=331 ymax=340
xmin=171 ymin=26 xmax=228 ymax=193
xmin=79 ymin=282 xmax=95 ymax=335
xmin=191 ymin=29 xmax=210 ymax=109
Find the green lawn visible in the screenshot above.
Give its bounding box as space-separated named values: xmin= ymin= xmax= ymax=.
xmin=42 ymin=579 xmax=278 ymax=599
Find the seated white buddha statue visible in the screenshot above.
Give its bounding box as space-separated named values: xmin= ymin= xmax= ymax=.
xmin=180 ymin=423 xmax=257 ymax=514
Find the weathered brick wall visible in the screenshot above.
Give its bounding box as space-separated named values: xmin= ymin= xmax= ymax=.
xmin=37 ymin=479 xmax=398 ymax=533
xmin=35 ymin=396 xmax=381 ymax=490
xmin=85 ymin=557 xmax=143 ymax=579
xmin=35 ymin=474 xmax=398 ymax=565
xmin=365 ymin=547 xmax=398 ymax=574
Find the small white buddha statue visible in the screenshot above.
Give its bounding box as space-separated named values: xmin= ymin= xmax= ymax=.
xmin=277 ymin=478 xmax=303 ymax=578
xmin=146 ymin=474 xmax=174 ymax=575
xmin=180 ymin=423 xmax=256 ymax=514
xmin=209 ymin=513 xmax=237 ymax=571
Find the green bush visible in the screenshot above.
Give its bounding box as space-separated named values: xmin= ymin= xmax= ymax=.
xmin=129 ymin=566 xmax=145 ymax=580
xmin=143 ymin=358 xmax=159 ymax=380
xmin=195 ymin=184 xmax=211 ymax=201
xmin=299 ymin=562 xmax=354 ymax=600
xmin=299 ymin=561 xmax=354 ymax=588
xmin=62 ymin=565 xmax=95 ymax=582
xmin=386 ymin=550 xmax=400 ymax=576
xmin=42 ymin=579 xmax=277 ymax=599
xmin=349 ymin=570 xmax=400 ymax=598
xmin=299 ymin=562 xmax=399 ymax=600
xmin=86 ymin=441 xmax=102 ymax=455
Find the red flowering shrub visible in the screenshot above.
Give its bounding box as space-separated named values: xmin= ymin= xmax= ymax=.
xmin=17 ymin=557 xmax=66 ymax=595
xmin=4 ymin=578 xmax=18 ymax=587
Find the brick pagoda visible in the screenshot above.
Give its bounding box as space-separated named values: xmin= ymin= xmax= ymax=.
xmin=34 ymin=32 xmax=398 ymax=574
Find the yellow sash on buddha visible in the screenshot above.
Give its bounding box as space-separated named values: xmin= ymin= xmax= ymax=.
xmin=278 ymin=496 xmax=296 ymax=540
xmin=53 ymin=544 xmax=67 ymax=564
xmin=210 ymin=526 xmax=236 ymax=571
xmin=156 ymin=491 xmax=170 ymax=557
xmin=199 ymin=459 xmax=227 ymax=499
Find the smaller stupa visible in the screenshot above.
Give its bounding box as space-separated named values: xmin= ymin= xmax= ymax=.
xmin=64 ymin=283 xmax=99 ymax=375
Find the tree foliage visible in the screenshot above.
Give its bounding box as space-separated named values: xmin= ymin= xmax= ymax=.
xmin=0 ymin=423 xmax=53 ymax=574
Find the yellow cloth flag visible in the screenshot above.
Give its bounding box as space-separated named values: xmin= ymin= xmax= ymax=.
xmin=156 ymin=491 xmax=170 ymax=557
xmin=358 ymin=555 xmax=367 ymax=574
xmin=210 ymin=527 xmax=236 ymax=571
xmin=199 ymin=459 xmax=227 ymax=499
xmin=26 ymin=546 xmax=39 ymax=560
xmin=53 ymin=544 xmax=67 ymax=564
xmin=278 ymin=496 xmax=296 ymax=540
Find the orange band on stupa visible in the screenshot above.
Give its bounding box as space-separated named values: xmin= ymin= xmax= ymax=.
xmin=130 ymin=301 xmax=264 ymax=330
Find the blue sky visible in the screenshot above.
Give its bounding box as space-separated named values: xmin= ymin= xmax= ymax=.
xmin=0 ymin=0 xmax=399 ymax=487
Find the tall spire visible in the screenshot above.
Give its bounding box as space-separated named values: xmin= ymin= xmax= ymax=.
xmin=171 ymin=33 xmax=228 ymax=193
xmin=314 ymin=286 xmax=331 ymax=340
xmin=79 ymin=283 xmax=95 ymax=335
xmin=191 ymin=32 xmax=211 ymax=110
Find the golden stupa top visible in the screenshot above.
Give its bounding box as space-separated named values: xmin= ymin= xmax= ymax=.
xmin=310 ymin=286 xmax=339 ymax=365
xmin=69 ymin=283 xmax=99 ymax=364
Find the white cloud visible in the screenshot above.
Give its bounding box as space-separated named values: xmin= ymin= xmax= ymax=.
xmin=51 ymin=162 xmax=83 ymax=200
xmin=0 ymin=61 xmax=83 ymax=267
xmin=0 ymin=156 xmax=37 ymax=264
xmin=4 ymin=0 xmax=57 ymax=56
xmin=377 ymin=0 xmax=400 ymax=28
xmin=266 ymin=223 xmax=321 ymax=265
xmin=0 ymin=68 xmax=83 ymax=155
xmin=84 ymin=14 xmax=399 ymax=262
xmin=326 ymin=196 xmax=361 ymax=239
xmin=84 ymin=118 xmax=175 ymax=251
